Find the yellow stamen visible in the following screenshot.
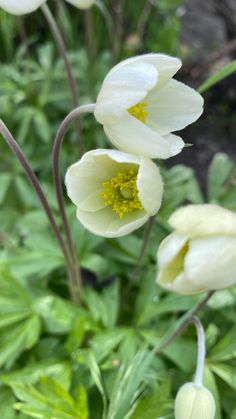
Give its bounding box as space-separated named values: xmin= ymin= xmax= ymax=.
xmin=128 ymin=102 xmax=148 ymax=123
xmin=102 ymin=170 xmax=143 ymax=218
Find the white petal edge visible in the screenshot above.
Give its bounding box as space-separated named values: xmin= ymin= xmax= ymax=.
xmin=137 ymin=157 xmax=163 ymax=214
xmin=146 ymin=79 xmax=204 ymax=135
xmin=76 ymin=206 xmax=149 ymax=238
xmin=66 ymin=0 xmax=95 ymax=9
xmin=103 ymin=113 xmax=177 ymax=159
xmin=185 ymin=236 xmax=236 ymax=289
xmin=106 ymin=53 xmax=182 ymax=89
xmin=0 ymin=0 xmax=46 ymax=14
xmin=169 ymin=204 xmax=236 ymax=236
xmin=94 ymin=62 xmax=158 ymax=124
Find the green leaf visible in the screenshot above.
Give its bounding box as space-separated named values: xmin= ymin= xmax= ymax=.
xmin=207 ymin=153 xmax=234 ymax=201
xmin=0 ymin=387 xmax=27 ymax=419
xmin=2 ymin=360 xmax=72 ymax=391
xmin=107 ymin=347 xmax=154 ymax=419
xmin=210 ymin=363 xmax=236 ymax=391
xmin=203 ymin=365 xmax=222 ymax=419
xmin=209 ymin=325 xmax=236 ymax=361
xmin=13 ymin=378 xmax=89 ymax=419
xmin=0 ymin=269 xmax=41 ymax=367
xmin=83 ymin=280 xmax=119 ymax=329
xmin=198 ymin=60 xmax=236 ymax=93
xmin=130 ymin=381 xmax=171 ymax=419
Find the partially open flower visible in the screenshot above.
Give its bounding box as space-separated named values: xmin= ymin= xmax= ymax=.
xmin=157 ymin=204 xmax=236 ymax=294
xmin=94 ymin=54 xmax=203 ymax=159
xmin=175 ymin=383 xmax=216 ymax=419
xmin=65 ymin=149 xmax=163 ymax=237
xmin=0 ymin=0 xmax=94 ymax=14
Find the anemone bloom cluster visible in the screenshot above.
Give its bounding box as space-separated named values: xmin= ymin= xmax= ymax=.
xmin=65 ymin=53 xmax=204 ymax=238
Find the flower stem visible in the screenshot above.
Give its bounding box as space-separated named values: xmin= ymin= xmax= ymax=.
xmin=41 ymin=3 xmax=84 ymax=155
xmin=191 ymin=316 xmax=206 ymax=386
xmin=155 ymin=290 xmax=215 ymax=355
xmin=52 ymin=104 xmax=95 ymax=299
xmin=0 ymin=119 xmax=72 ymax=276
xmin=132 ymin=215 xmax=156 ymax=280
xmin=95 ymin=0 xmax=114 ymax=47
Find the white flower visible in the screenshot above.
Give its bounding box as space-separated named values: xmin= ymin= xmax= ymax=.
xmin=0 ymin=0 xmax=46 ymax=14
xmin=94 ymin=53 xmax=204 ymax=159
xmin=0 ymin=0 xmax=94 ymax=14
xmin=175 ymin=383 xmax=216 ymax=419
xmin=65 ymin=149 xmax=163 ymax=238
xmin=157 ymin=204 xmax=236 ymax=294
xmin=66 ymin=0 xmax=95 ymax=9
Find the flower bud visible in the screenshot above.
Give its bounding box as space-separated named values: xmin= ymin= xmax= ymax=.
xmin=175 ymin=383 xmax=216 ymax=419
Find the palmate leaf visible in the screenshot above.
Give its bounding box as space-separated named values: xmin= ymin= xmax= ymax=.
xmin=13 ymin=378 xmax=89 ymax=419
xmin=0 ymin=387 xmax=28 ymax=419
xmin=0 ymin=268 xmax=41 ymax=368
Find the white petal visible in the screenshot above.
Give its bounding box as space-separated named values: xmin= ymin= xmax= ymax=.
xmin=66 ymin=0 xmax=95 ymax=9
xmin=0 ymin=0 xmax=45 ymax=14
xmin=169 ymin=204 xmax=236 ymax=236
xmin=163 ymin=133 xmax=185 ymax=156
xmin=175 ymin=383 xmax=216 ymax=419
xmin=137 ymin=158 xmax=163 ymax=214
xmin=95 ymin=62 xmax=158 ymax=124
xmin=76 ymin=207 xmax=149 ymax=238
xmin=157 ymin=232 xmax=188 ymax=268
xmin=146 ymin=79 xmax=204 ymax=135
xmin=65 ymin=149 xmax=140 ymax=209
xmin=107 ymin=53 xmax=182 ymax=89
xmin=185 ymin=236 xmax=236 ymax=289
xmin=104 ymin=113 xmax=177 ymax=159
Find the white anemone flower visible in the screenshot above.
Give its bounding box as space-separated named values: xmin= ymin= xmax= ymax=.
xmin=94 ymin=53 xmax=204 ymax=159
xmin=157 ymin=204 xmax=236 ymax=294
xmin=0 ymin=0 xmax=95 ymax=15
xmin=65 ymin=149 xmax=163 ymax=238
xmin=175 ymin=383 xmax=216 ymax=419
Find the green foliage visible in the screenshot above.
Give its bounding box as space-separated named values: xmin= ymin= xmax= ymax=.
xmin=0 ymin=1 xmax=236 ymax=417
xmin=198 ymin=60 xmax=236 ymax=93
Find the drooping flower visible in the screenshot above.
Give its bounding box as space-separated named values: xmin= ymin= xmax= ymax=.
xmin=65 ymin=149 xmax=163 ymax=237
xmin=175 ymin=382 xmax=216 ymax=419
xmin=157 ymin=204 xmax=236 ymax=294
xmin=94 ymin=53 xmax=204 ymax=159
xmin=0 ymin=0 xmax=95 ymax=15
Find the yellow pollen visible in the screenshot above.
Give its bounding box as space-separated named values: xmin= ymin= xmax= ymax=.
xmin=102 ymin=170 xmax=143 ymax=218
xmin=128 ymin=102 xmax=148 ymax=123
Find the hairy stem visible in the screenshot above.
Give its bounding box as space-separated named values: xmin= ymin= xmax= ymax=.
xmin=0 ymin=119 xmax=72 ymax=275
xmin=52 ymin=104 xmax=95 ymax=298
xmin=41 ymin=3 xmax=84 ymax=155
xmin=155 ymin=290 xmax=215 ymax=355
xmin=191 ymin=316 xmax=206 ymax=386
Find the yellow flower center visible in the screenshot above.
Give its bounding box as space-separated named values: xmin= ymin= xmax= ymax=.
xmin=128 ymin=102 xmax=148 ymax=123
xmin=102 ymin=170 xmax=143 ymax=218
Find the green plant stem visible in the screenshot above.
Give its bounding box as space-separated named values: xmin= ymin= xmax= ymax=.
xmin=155 ymin=290 xmax=215 ymax=355
xmin=132 ymin=215 xmax=156 ymax=280
xmin=52 ymin=104 xmax=95 ymax=299
xmin=95 ymin=0 xmax=114 ymax=47
xmin=191 ymin=316 xmax=206 ymax=386
xmin=41 ymin=3 xmax=84 ymax=155
xmin=0 ymin=119 xmax=72 ymax=279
